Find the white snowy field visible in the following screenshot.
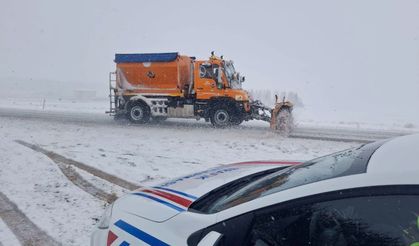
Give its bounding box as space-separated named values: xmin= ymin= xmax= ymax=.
xmin=0 ymin=113 xmax=359 ymax=245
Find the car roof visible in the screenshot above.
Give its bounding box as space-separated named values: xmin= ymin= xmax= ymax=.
xmin=367 ymin=133 xmax=419 ymax=175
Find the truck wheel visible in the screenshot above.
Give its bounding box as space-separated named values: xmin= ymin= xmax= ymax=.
xmin=128 ymin=102 xmax=150 ymax=124
xmin=211 ymin=107 xmax=231 ymax=128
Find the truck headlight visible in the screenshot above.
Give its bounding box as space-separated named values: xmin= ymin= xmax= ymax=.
xmin=98 ymin=204 xmax=113 ymax=229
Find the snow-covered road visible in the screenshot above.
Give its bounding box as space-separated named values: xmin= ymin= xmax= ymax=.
xmin=0 ymin=107 xmax=415 ymax=143
xmin=0 ymin=107 xmax=416 ymax=245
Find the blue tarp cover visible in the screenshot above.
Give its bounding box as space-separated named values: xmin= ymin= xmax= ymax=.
xmin=114 ymin=52 xmax=178 ymax=63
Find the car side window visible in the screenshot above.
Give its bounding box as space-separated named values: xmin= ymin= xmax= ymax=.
xmin=188 ymin=212 xmax=253 ymax=246
xmin=246 ymin=193 xmax=419 ymax=246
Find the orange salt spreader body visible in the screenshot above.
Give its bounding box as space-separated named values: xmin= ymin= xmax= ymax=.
xmin=116 ymin=55 xmax=192 ymax=96
xmin=107 ymin=52 xmax=293 ymax=132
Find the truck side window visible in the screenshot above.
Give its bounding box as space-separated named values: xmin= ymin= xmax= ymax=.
xmin=199 ymin=64 xmax=219 ymax=80
xmin=247 ymin=193 xmax=419 ymax=246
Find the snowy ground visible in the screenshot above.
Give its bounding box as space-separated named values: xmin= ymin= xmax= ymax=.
xmin=0 ymin=112 xmax=360 ymax=245
xmin=0 ymin=96 xmax=417 ymax=245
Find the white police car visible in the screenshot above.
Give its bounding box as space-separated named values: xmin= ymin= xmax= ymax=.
xmin=92 ymin=134 xmax=419 ymax=246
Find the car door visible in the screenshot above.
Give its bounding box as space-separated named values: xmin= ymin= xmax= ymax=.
xmin=246 ymin=185 xmax=419 ymax=246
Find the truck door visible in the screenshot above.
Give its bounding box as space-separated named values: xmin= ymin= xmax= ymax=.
xmin=195 ymin=63 xmax=220 ymax=100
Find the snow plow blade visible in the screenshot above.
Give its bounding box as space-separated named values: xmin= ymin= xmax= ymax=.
xmin=270 ymin=97 xmax=294 ymax=135
xmin=249 ymin=96 xmax=294 ymax=135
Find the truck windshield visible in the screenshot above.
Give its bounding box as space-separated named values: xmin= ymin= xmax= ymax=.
xmin=224 ymin=61 xmax=242 ymax=89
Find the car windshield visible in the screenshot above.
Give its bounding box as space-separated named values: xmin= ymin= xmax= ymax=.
xmin=195 ymin=141 xmax=384 ymax=214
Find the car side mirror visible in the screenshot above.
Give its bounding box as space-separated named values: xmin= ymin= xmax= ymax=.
xmin=197 ymin=231 xmax=223 ymax=246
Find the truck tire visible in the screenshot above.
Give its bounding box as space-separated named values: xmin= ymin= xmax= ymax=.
xmin=127 ymin=101 xmax=150 ymax=124
xmin=210 ymin=106 xmax=231 ymax=128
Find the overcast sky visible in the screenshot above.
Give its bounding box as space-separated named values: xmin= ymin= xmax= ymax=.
xmin=1 ymin=0 xmax=418 ymax=125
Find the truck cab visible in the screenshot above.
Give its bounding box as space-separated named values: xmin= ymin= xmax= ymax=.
xmin=192 ymin=56 xmax=251 ymax=126
xmin=194 ymin=57 xmax=248 ymax=100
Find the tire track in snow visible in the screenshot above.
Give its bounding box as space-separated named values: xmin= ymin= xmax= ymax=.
xmin=15 ymin=140 xmax=140 ymax=191
xmin=55 ymin=162 xmax=118 ymax=203
xmin=0 ymin=192 xmax=59 ymax=246
xmin=15 ymin=140 xmax=135 ymax=204
xmin=0 ymin=217 xmax=20 ymax=246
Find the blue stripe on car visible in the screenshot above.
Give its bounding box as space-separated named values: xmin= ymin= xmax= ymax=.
xmin=114 ymin=220 xmax=169 ymax=246
xmin=133 ymin=192 xmax=185 ymax=212
xmin=153 ymin=187 xmax=198 ymax=200
xmin=119 ymin=241 xmax=130 ymax=246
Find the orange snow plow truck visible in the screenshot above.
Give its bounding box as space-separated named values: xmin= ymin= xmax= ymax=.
xmin=107 ymin=52 xmax=293 ymax=131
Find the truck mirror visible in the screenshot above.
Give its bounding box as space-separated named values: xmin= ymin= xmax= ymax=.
xmin=217 ymin=68 xmax=222 ymax=84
